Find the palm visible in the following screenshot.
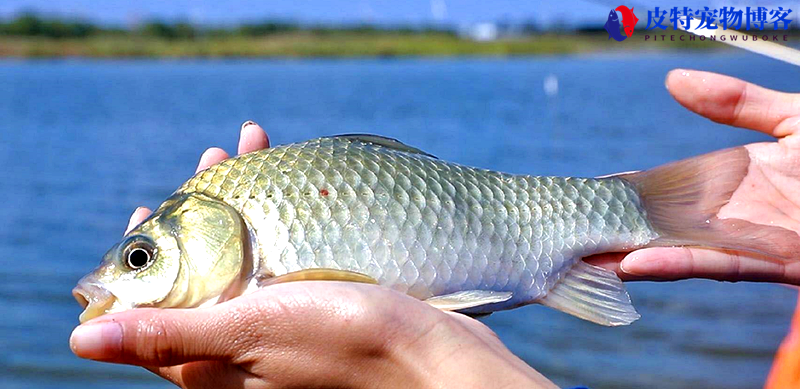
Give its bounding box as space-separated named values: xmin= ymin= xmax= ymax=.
xmin=588 ymin=70 xmax=800 ymax=284
xmin=118 ymin=282 xmax=553 ymax=389
xmin=721 ymin=139 xmax=800 ymax=232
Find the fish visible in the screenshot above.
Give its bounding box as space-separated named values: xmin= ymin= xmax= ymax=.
xmin=615 ymin=6 xmax=639 ymax=38
xmin=73 ymin=135 xmax=798 ymax=326
xmin=604 ymin=10 xmax=627 ymax=42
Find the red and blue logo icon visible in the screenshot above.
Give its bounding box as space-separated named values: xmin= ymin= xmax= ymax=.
xmin=605 ymin=5 xmax=640 ymax=41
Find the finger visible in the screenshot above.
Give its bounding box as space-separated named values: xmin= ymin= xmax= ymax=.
xmin=195 ymin=147 xmax=229 ymax=173
xmin=68 ymin=282 xmax=428 ymax=387
xmin=666 ymin=69 xmax=800 ymax=137
xmin=238 ymin=120 xmax=270 ymax=155
xmin=68 ymin=282 xmax=397 ymax=367
xmin=583 ymin=252 xmax=639 ymax=281
xmin=144 ymin=366 xmax=182 ymax=387
xmin=69 ymin=307 xmax=238 ymax=367
xmin=125 ymin=207 xmax=152 ymax=235
xmin=619 ymin=247 xmax=800 ymax=284
xmin=148 ymin=362 xmax=253 ymax=389
xmin=583 ymin=252 xmax=665 ymax=282
xmin=774 ymin=115 xmax=800 ymax=138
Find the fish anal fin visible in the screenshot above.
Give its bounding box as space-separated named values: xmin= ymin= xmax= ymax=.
xmin=258 ymin=268 xmax=378 ymax=287
xmin=425 ymin=290 xmax=512 ymax=311
xmin=332 ymin=134 xmax=437 ymax=159
xmin=539 ymin=261 xmax=640 ymax=326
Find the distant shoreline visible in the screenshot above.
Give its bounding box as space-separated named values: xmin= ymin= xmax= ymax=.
xmin=2 ymin=14 xmax=797 ymax=58
xmin=0 ymin=31 xmax=748 ymax=59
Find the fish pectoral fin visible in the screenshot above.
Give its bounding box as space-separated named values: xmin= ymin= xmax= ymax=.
xmin=258 ymin=269 xmax=379 ymax=287
xmin=538 ymin=261 xmax=639 ymax=326
xmin=424 ymin=290 xmax=513 ymax=311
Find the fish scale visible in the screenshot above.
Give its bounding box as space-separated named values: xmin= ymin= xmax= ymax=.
xmin=175 ymin=136 xmax=656 ymax=308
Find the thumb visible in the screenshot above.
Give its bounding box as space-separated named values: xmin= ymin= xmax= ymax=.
xmin=665 ymin=69 xmax=800 ymax=137
xmin=70 ymin=306 xmax=237 ymax=367
xmin=619 ymin=246 xmax=800 ymax=284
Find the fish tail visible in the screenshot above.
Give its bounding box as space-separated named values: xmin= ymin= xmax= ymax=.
xmin=539 ymin=146 xmax=800 ymax=327
xmin=622 ymin=146 xmax=800 ymax=259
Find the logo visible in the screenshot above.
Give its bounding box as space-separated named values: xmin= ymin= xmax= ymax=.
xmin=605 ymin=5 xmax=639 ymax=41
xmin=604 ymin=6 xmax=793 ymax=43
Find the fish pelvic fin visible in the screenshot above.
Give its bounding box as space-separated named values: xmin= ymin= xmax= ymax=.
xmin=620 ymin=147 xmax=800 ymax=259
xmin=539 ymin=261 xmax=639 ymax=326
xmin=258 ymin=268 xmax=378 ymax=287
xmin=425 ymin=290 xmax=512 ymax=311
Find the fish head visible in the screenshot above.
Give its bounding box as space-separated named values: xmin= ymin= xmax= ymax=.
xmin=73 ymin=194 xmax=249 ymax=323
xmin=73 ymin=230 xmax=176 ymax=323
xmin=607 ymin=10 xmax=619 ymax=23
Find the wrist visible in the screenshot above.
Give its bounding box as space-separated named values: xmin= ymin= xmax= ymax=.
xmin=373 ymin=314 xmax=557 ymax=389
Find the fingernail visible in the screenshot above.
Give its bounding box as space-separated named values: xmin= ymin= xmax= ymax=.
xmin=132 ymin=207 xmax=149 ymax=217
xmin=778 ymin=116 xmax=800 ymax=137
xmin=125 ymin=207 xmax=147 ymax=235
xmin=241 ymin=120 xmax=256 ymax=131
xmin=665 ymin=70 xmax=674 ymax=90
xmin=70 ymin=321 xmax=123 ymax=360
xmin=620 ymin=255 xmax=647 ymax=276
xmin=196 ymin=149 xmax=216 ymax=173
xmin=665 ymin=69 xmax=687 ymax=90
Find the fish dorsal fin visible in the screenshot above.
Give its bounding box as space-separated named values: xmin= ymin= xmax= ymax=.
xmin=332 ymin=134 xmax=437 ymax=159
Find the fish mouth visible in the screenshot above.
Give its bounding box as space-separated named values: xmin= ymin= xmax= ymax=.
xmin=72 ymin=281 xmax=116 ymax=324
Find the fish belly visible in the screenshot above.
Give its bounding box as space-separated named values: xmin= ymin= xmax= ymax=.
xmin=177 ymin=137 xmax=657 ymax=310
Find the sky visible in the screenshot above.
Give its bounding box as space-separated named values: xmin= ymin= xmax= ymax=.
xmin=0 ymin=0 xmax=796 ymax=27
xmin=0 ymin=0 xmax=607 ymax=26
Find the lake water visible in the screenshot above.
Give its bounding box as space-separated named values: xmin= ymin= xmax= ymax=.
xmin=1 ymin=53 xmax=799 ymax=389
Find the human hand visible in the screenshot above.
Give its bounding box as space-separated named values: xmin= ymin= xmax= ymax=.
xmin=587 ymin=69 xmax=800 ymax=285
xmin=73 ymin=122 xmax=557 ymax=389
xmin=70 ymin=281 xmax=555 ymax=389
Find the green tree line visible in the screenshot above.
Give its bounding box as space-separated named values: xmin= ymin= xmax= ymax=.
xmin=0 ymin=13 xmax=457 ymax=39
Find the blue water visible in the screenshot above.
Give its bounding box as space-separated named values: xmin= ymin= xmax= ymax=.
xmin=1 ymin=53 xmax=798 ymax=389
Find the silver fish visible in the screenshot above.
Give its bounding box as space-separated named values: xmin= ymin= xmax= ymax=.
xmin=73 ymin=135 xmax=797 ymax=325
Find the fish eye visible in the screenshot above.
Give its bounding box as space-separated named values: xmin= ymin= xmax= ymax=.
xmin=123 ymin=238 xmax=156 ymax=270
